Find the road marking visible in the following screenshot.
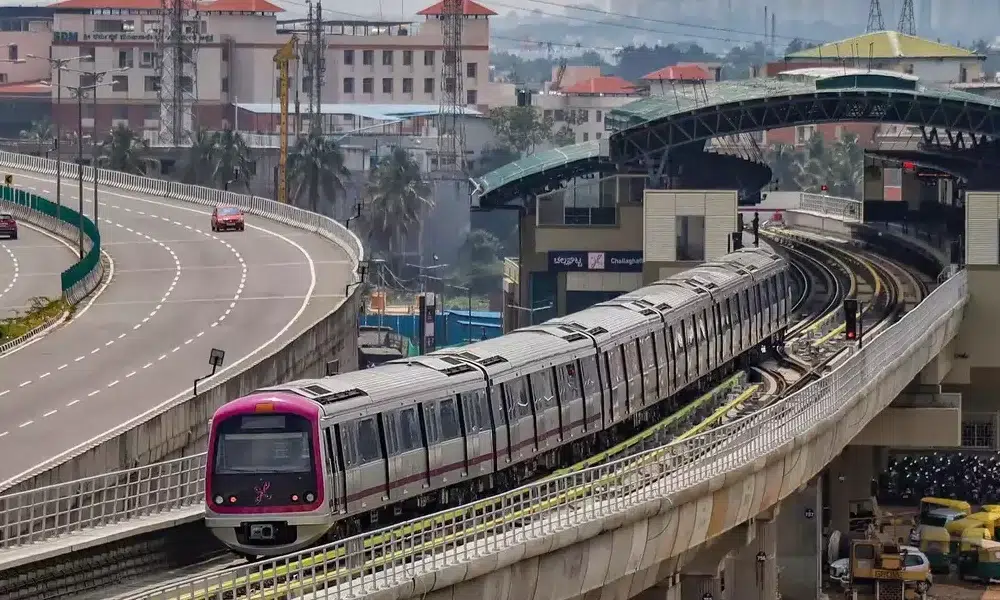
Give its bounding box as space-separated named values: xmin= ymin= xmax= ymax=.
xmin=0 ymin=245 xmax=19 ymax=305
xmin=39 ymin=372 xmax=50 ymax=379
xmin=18 ymin=421 xmax=32 ymax=428
xmin=18 ymin=380 xmax=31 ymax=387
xmin=66 ymin=399 xmax=79 ymax=406
xmin=0 ymin=390 xmax=8 ymax=397
xmin=87 ymin=390 xmax=99 ymax=397
xmin=43 ymin=410 xmax=56 ymax=417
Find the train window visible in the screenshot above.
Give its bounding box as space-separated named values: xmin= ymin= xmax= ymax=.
xmin=653 ymin=330 xmax=667 ymax=366
xmin=579 ymin=355 xmax=599 ymax=396
xmin=696 ymin=312 xmax=707 ymax=342
xmin=558 ymin=361 xmax=582 ymax=399
xmin=398 ymin=408 xmax=421 ymax=451
xmin=505 ymin=379 xmax=531 ymax=419
xmin=461 ymin=391 xmax=481 ymax=431
xmin=476 ymin=390 xmax=490 ymax=427
xmin=356 ymin=418 xmax=381 ymax=463
xmin=339 ymin=424 xmax=358 ymax=467
xmin=606 ymin=349 xmax=624 ymax=385
xmin=490 ymin=384 xmax=506 ymax=423
xmin=623 ymin=342 xmax=640 ymax=379
xmin=439 ymin=398 xmax=461 ymax=439
xmin=639 ymin=335 xmax=655 ymax=371
xmin=742 ymin=290 xmax=751 ymax=319
xmin=530 ymin=370 xmax=555 ymax=408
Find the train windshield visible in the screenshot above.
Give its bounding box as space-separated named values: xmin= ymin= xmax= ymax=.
xmin=213 ymin=413 xmax=314 ymax=474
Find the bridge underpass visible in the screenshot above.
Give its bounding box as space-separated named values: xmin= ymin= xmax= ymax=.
xmin=1 ymin=68 xmax=994 ymax=598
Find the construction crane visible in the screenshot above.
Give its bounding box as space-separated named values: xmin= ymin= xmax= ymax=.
xmin=274 ymin=35 xmax=298 ymax=205
xmin=552 ymin=57 xmax=567 ymax=91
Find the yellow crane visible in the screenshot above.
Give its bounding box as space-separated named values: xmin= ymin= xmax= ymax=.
xmin=273 ymin=35 xmax=298 ymax=205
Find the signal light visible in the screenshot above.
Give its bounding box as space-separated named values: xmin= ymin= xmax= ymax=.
xmin=843 ymin=298 xmax=859 ymax=341
xmin=820 ymin=184 xmax=829 ymax=192
xmin=291 ymin=494 xmax=300 ymax=502
xmin=229 ymin=496 xmax=238 ymax=504
xmin=305 ymin=492 xmax=315 ymax=503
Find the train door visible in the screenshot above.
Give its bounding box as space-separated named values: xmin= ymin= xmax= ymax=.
xmin=341 ymin=418 xmax=385 ymax=514
xmin=578 ymin=355 xmax=603 ymax=430
xmin=488 ymin=384 xmax=511 ymax=467
xmin=622 ymin=341 xmax=642 ymax=413
xmin=503 ymin=378 xmax=535 ymax=462
xmin=461 ymin=390 xmax=493 ymax=476
xmin=696 ymin=310 xmax=709 ymax=376
xmin=555 ymin=361 xmax=585 ymax=439
xmin=741 ymin=289 xmax=751 ymax=350
xmin=671 ymin=324 xmax=685 ymax=389
xmin=435 ymin=398 xmax=465 ymax=485
xmin=421 ymin=401 xmax=447 ymax=489
xmin=638 ymin=334 xmax=658 ymax=405
xmin=529 ymin=370 xmax=560 ymax=447
xmin=384 ymin=407 xmax=427 ymax=500
xmin=325 ymin=427 xmax=346 ymax=514
xmin=684 ymin=317 xmax=697 ymax=381
xmin=653 ymin=329 xmax=669 ymax=398
xmin=605 ymin=347 xmax=627 ymax=422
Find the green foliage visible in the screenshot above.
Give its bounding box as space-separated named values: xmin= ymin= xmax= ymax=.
xmin=20 ymin=119 xmax=54 ymax=154
xmin=452 ymin=229 xmax=504 ymax=297
xmin=181 ymin=128 xmax=255 ymax=192
xmin=765 ymin=133 xmax=863 ymax=199
xmin=488 ymin=106 xmax=554 ymax=154
xmin=287 ymin=127 xmax=350 ymax=215
xmin=363 ymin=146 xmax=430 ymax=266
xmin=0 ymin=296 xmax=66 ymax=341
xmin=98 ymin=125 xmax=156 ymax=175
xmin=551 ymin=125 xmax=577 ymax=148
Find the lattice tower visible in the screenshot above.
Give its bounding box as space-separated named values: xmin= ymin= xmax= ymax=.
xmin=303 ymin=1 xmax=316 ymax=120
xmin=155 ymin=0 xmax=201 ymax=146
xmin=312 ymin=0 xmax=325 ymax=123
xmin=436 ymin=0 xmax=466 ymax=176
xmin=867 ymin=0 xmax=885 ymax=32
xmin=898 ymin=0 xmax=916 ymax=35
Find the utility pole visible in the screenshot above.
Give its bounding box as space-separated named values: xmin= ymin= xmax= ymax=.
xmin=867 ymin=0 xmax=885 ymax=32
xmin=156 ymin=0 xmax=200 ymax=146
xmin=898 ymin=0 xmax=916 ymax=35
xmin=309 ymin=1 xmax=325 ymax=212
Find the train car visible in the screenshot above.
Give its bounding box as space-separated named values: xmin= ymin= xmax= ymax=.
xmin=204 ymin=248 xmax=791 ymax=559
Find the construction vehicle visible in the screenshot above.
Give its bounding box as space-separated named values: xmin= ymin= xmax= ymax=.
xmin=844 ymin=539 xmax=929 ymax=600
xmin=273 ymin=35 xmax=297 ymax=205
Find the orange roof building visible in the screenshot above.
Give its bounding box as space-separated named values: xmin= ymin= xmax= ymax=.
xmin=560 ymin=75 xmax=638 ymax=95
xmin=417 ymin=0 xmax=497 ymax=16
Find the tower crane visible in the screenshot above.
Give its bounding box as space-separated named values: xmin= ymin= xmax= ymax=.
xmin=274 ymin=35 xmax=298 ymax=205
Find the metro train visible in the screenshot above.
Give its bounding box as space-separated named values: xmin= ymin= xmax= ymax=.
xmin=205 ymin=248 xmax=792 ymax=558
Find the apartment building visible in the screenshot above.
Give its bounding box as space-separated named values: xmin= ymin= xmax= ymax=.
xmin=45 ymin=0 xmax=496 ymax=134
xmin=534 ymin=66 xmax=645 ymax=144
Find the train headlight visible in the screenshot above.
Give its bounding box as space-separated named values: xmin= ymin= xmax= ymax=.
xmin=305 ymin=492 xmax=315 ymax=503
xmin=214 ymin=495 xmax=224 ymax=505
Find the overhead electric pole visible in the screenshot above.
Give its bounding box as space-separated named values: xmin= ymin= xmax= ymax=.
xmin=867 ymin=0 xmax=885 ymax=32
xmin=898 ymin=0 xmax=916 ymax=35
xmin=156 ymin=0 xmax=201 ymax=146
xmin=437 ymin=0 xmax=466 ymax=176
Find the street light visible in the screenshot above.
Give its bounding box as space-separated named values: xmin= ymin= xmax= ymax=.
xmin=66 ymin=66 xmax=130 ymax=237
xmin=507 ymin=302 xmax=553 ymax=327
xmin=23 ymin=53 xmax=91 ymax=222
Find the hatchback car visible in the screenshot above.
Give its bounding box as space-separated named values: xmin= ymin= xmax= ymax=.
xmin=0 ymin=213 xmax=17 ymax=239
xmin=211 ymin=206 xmax=245 ymax=232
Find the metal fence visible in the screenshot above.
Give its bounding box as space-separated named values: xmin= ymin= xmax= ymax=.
xmin=0 ymin=455 xmax=205 ymax=548
xmin=132 ymin=269 xmax=967 ymax=600
xmin=798 ymin=192 xmax=863 ymax=222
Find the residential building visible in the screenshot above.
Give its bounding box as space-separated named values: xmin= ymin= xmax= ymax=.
xmin=44 ymin=0 xmax=496 ymax=136
xmin=534 ymin=67 xmax=645 ymax=145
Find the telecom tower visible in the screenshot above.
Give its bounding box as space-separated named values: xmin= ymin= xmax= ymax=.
xmin=156 ymin=0 xmax=201 ymax=147
xmin=436 ymin=0 xmax=466 ymax=175
xmin=866 ymin=0 xmax=885 ymax=31
xmin=898 ymin=0 xmax=916 ymax=35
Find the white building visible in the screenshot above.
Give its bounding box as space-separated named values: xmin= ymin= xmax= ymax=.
xmin=533 ymin=66 xmax=646 ymax=145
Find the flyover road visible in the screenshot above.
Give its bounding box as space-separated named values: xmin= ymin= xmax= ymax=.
xmin=0 ymin=224 xmax=76 ymax=318
xmin=0 ymin=169 xmax=353 ymax=485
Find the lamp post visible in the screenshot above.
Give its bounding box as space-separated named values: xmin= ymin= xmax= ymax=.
xmin=59 ymin=75 xmax=116 ymax=258
xmin=506 ymin=302 xmax=553 ymax=327
xmin=24 ymin=53 xmax=90 ymax=222
xmin=66 ymin=66 xmax=129 ymax=237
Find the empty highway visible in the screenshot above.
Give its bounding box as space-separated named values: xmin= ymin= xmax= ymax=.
xmin=0 ymin=170 xmax=354 ymax=486
xmin=0 ymin=224 xmax=76 ymax=319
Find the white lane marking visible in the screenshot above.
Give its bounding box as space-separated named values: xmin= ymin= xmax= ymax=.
xmin=0 ymin=431 xmax=7 ymax=438
xmin=0 ymin=244 xmax=19 ymax=303
xmin=0 ymin=390 xmax=8 ymax=397
xmin=43 ymin=410 xmax=56 ymax=418
xmin=18 ymin=380 xmax=30 ymax=387
xmin=18 ymin=421 xmax=32 ymax=428
xmin=87 ymin=390 xmax=100 ymax=397
xmin=66 ymin=399 xmax=79 ymax=407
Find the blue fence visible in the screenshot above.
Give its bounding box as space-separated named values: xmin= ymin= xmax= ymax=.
xmin=361 ymin=310 xmax=502 ymax=349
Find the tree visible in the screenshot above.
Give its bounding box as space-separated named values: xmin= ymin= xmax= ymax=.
xmin=179 ymin=128 xmax=218 ymax=186
xmin=98 ymin=124 xmax=154 ymax=175
xmin=456 ymin=229 xmax=503 ymax=295
xmin=363 ymin=146 xmax=431 ymax=265
xmin=473 ymin=144 xmax=520 ymax=177
xmin=20 ymin=119 xmax=54 ymax=156
xmin=551 ymin=125 xmax=577 ymax=147
xmin=213 ymin=128 xmax=253 ymax=191
xmin=489 ymin=107 xmax=552 ymax=154
xmin=764 ymin=143 xmax=804 ymax=191
xmin=286 ymin=127 xmax=350 ymax=215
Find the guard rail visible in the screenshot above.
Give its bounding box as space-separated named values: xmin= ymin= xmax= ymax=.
xmin=125 ymin=268 xmax=967 ymax=600
xmin=798 ymin=192 xmax=863 ymax=222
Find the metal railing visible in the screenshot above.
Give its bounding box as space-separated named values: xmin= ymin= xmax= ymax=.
xmin=798 ymin=192 xmax=863 ymax=222
xmin=132 ymin=269 xmax=968 ymax=600
xmin=0 ymin=455 xmax=206 ymax=549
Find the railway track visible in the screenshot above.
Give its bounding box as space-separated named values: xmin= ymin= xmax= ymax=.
xmin=76 ymin=233 xmax=933 ymax=600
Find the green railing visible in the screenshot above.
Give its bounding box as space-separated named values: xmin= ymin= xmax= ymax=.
xmin=0 ymin=186 xmax=102 ymax=303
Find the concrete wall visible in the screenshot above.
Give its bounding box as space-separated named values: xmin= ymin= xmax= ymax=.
xmin=0 ymin=271 xmax=361 ymax=494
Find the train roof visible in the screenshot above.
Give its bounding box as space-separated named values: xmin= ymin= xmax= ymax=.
xmin=544 ymin=300 xmax=655 ymax=343
xmin=429 ymin=322 xmax=594 ymax=377
xmin=259 ymin=355 xmax=483 ymax=419
xmin=214 ymin=391 xmax=320 ymax=421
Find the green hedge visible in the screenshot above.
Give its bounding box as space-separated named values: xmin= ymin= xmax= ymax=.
xmin=0 ymin=186 xmax=101 ymax=296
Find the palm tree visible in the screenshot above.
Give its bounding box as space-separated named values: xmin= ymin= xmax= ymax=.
xmin=286 ymin=127 xmax=350 ymax=215
xmin=179 ymin=128 xmax=217 ymax=186
xmin=212 ymin=128 xmax=253 ymax=191
xmin=20 ymin=119 xmax=54 ymax=156
xmin=98 ymin=124 xmax=154 ymax=174
xmin=763 ymin=143 xmax=802 ymax=190
xmin=363 ymin=146 xmax=431 ymax=264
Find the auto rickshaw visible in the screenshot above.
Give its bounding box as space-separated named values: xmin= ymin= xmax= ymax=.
xmin=946 ymin=518 xmax=994 ymax=554
xmin=919 ymin=525 xmax=952 ymax=573
xmin=919 ymin=497 xmax=971 ymax=523
xmin=981 ymin=504 xmax=1000 ymax=515
xmin=957 ymin=538 xmax=1000 ymax=582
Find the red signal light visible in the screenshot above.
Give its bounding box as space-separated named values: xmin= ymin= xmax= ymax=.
xmin=820 ymin=185 xmax=829 ymax=192
xmin=846 ymin=331 xmax=856 ymax=339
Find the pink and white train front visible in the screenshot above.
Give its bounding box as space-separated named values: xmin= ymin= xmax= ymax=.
xmin=204 ymin=393 xmax=332 ymax=558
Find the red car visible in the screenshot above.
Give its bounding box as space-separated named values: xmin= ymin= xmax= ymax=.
xmin=211 ymin=206 xmax=245 ymax=232
xmin=0 ymin=213 xmax=17 ymax=240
